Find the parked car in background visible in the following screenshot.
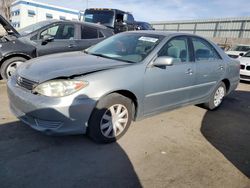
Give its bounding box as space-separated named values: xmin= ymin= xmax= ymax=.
xmin=83 ymin=8 xmax=137 ymax=33
xmin=7 ymin=31 xmax=240 ymax=143
xmin=238 ymin=51 xmax=250 ymax=81
xmin=135 ymin=21 xmax=155 ymax=30
xmin=226 ymin=44 xmax=250 ymax=58
xmin=0 ymin=15 xmax=113 ymax=79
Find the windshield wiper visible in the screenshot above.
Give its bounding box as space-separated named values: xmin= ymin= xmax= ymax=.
xmin=88 ymin=52 xmax=135 ymax=63
xmin=89 ymin=53 xmax=112 ymax=59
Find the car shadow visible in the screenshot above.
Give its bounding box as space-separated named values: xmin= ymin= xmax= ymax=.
xmin=201 ymin=90 xmax=250 ymax=178
xmin=0 ymin=94 xmax=142 ymax=188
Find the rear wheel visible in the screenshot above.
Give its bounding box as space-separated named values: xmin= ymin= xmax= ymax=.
xmin=0 ymin=57 xmax=27 ymax=79
xmin=204 ymin=82 xmax=226 ymax=110
xmin=88 ymin=93 xmax=133 ymax=143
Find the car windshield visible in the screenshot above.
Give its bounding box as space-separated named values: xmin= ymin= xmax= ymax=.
xmin=243 ymin=51 xmax=250 ymax=57
xmin=86 ymin=33 xmax=163 ymax=63
xmin=18 ymin=20 xmax=54 ymax=36
xmin=84 ymin=10 xmax=114 ymax=27
xmin=230 ymin=45 xmax=250 ymax=52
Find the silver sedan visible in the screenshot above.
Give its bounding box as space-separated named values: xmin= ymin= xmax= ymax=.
xmin=7 ymin=31 xmax=240 ymax=143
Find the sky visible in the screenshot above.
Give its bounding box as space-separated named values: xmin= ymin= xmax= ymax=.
xmin=36 ymin=0 xmax=250 ymax=22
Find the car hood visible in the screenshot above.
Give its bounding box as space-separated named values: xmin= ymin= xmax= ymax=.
xmin=226 ymin=50 xmax=246 ymax=56
xmin=17 ymin=51 xmax=130 ymax=83
xmin=238 ymin=57 xmax=250 ymax=65
xmin=0 ymin=15 xmax=20 ymax=37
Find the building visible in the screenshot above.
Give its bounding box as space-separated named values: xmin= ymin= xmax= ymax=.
xmin=151 ymin=17 xmax=250 ymax=46
xmin=10 ymin=0 xmax=81 ymax=29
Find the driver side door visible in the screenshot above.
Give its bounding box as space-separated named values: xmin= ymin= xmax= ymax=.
xmin=35 ymin=23 xmax=78 ymax=56
xmin=143 ymin=36 xmax=196 ymax=115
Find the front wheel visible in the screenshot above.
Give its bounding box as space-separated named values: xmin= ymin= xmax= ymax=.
xmin=88 ymin=93 xmax=133 ymax=143
xmin=0 ymin=57 xmax=27 ymax=79
xmin=204 ymin=82 xmax=226 ymax=110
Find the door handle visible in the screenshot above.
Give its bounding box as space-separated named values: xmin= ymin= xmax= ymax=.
xmin=68 ymin=44 xmax=77 ymax=48
xmin=218 ymin=65 xmax=224 ymax=70
xmin=185 ymin=68 xmax=193 ymax=75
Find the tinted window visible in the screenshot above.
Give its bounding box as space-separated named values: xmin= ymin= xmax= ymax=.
xmin=82 ymin=26 xmax=98 ymax=39
xmin=158 ymin=37 xmax=189 ymax=63
xmin=40 ymin=24 xmax=75 ymax=40
xmin=84 ymin=10 xmax=114 ymax=27
xmin=30 ymin=34 xmax=38 ymax=40
xmin=192 ymin=37 xmax=221 ymax=61
xmin=98 ymin=30 xmax=104 ymax=38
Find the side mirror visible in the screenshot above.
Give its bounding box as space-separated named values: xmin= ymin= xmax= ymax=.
xmin=153 ymin=56 xmax=174 ymax=67
xmin=42 ymin=35 xmax=54 ymax=45
xmin=239 ymin=53 xmax=244 ymax=56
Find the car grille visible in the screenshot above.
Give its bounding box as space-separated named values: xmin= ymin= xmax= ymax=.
xmin=240 ymin=64 xmax=245 ymax=69
xmin=34 ymin=118 xmax=62 ymax=129
xmin=228 ymin=54 xmax=239 ymax=58
xmin=16 ymin=75 xmax=38 ymax=90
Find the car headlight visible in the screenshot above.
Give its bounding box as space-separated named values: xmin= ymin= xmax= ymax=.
xmin=33 ymin=80 xmax=88 ymax=97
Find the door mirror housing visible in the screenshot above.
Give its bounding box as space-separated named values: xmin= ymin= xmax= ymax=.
xmin=42 ymin=35 xmax=54 ymax=45
xmin=239 ymin=52 xmax=244 ymax=56
xmin=153 ymin=56 xmax=174 ymax=67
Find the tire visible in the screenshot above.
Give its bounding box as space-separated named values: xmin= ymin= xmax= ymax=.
xmin=0 ymin=57 xmax=27 ymax=79
xmin=204 ymin=82 xmax=226 ymax=110
xmin=88 ymin=93 xmax=133 ymax=143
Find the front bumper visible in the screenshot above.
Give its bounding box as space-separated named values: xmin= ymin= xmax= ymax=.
xmin=7 ymin=77 xmax=97 ymax=135
xmin=240 ymin=69 xmax=250 ymax=81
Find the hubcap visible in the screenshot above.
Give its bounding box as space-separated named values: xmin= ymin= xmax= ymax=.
xmin=214 ymin=86 xmax=225 ymax=107
xmin=6 ymin=61 xmax=23 ymax=78
xmin=100 ymin=104 xmax=129 ymax=138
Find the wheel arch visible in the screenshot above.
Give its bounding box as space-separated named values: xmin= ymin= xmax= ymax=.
xmin=99 ymin=89 xmax=139 ymax=121
xmin=0 ymin=53 xmax=32 ymax=67
xmin=221 ymin=78 xmax=230 ymax=94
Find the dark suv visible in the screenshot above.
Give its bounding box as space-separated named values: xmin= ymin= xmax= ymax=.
xmin=0 ymin=15 xmax=113 ymax=79
xmin=83 ymin=8 xmax=137 ymax=33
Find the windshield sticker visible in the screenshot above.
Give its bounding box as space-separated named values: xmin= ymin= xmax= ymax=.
xmin=138 ymin=37 xmax=158 ymax=43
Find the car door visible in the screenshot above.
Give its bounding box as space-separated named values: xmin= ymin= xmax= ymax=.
xmin=189 ymin=37 xmax=225 ymax=101
xmin=75 ymin=25 xmax=104 ymax=50
xmin=35 ymin=23 xmax=78 ymax=56
xmin=143 ymin=36 xmax=196 ymax=115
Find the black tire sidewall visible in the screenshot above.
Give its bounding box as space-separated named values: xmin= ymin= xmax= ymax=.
xmin=88 ymin=93 xmax=133 ymax=143
xmin=0 ymin=57 xmax=27 ymax=79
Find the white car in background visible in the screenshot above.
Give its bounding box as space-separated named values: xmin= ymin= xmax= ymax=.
xmin=238 ymin=51 xmax=250 ymax=81
xmin=226 ymin=44 xmax=250 ymax=58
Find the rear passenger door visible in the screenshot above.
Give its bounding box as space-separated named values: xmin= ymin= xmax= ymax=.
xmin=76 ymin=25 xmax=105 ymax=50
xmin=190 ymin=37 xmax=225 ymax=101
xmin=36 ymin=23 xmax=78 ymax=56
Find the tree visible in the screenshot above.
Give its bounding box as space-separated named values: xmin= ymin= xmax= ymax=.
xmin=0 ymin=0 xmax=14 ymax=21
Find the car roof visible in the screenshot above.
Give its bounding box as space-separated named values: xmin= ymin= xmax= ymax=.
xmin=48 ymin=19 xmax=109 ymax=30
xmin=127 ymin=30 xmax=200 ymax=37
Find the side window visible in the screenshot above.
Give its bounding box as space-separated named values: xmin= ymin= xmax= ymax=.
xmin=192 ymin=37 xmax=221 ymax=61
xmin=158 ymin=37 xmax=189 ymax=63
xmin=98 ymin=30 xmax=104 ymax=38
xmin=81 ymin=26 xmax=98 ymax=39
xmin=30 ymin=33 xmax=38 ymax=40
xmin=40 ymin=24 xmax=75 ymax=40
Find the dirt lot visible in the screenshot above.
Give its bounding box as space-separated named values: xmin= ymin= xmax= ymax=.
xmin=0 ymin=81 xmax=249 ymax=188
